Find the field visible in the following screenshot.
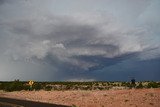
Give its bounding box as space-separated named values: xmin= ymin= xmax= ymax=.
xmin=0 ymin=81 xmax=160 ymax=107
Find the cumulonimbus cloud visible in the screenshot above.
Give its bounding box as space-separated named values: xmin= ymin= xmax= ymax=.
xmin=1 ymin=13 xmax=158 ymax=70
xmin=0 ymin=0 xmax=160 ymax=81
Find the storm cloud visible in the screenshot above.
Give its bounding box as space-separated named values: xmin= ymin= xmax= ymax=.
xmin=0 ymin=0 xmax=160 ymax=81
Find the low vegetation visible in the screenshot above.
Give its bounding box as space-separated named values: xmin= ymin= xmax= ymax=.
xmin=0 ymin=80 xmax=159 ymax=92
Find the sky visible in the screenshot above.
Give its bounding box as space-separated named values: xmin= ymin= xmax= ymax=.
xmin=0 ymin=0 xmax=160 ymax=81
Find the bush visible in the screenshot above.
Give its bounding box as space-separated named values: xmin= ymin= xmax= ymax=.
xmin=0 ymin=83 xmax=4 ymax=90
xmin=4 ymin=81 xmax=24 ymax=92
xmin=136 ymin=82 xmax=143 ymax=89
xmin=33 ymin=83 xmax=43 ymax=91
xmin=23 ymin=85 xmax=30 ymax=91
xmin=45 ymin=86 xmax=52 ymax=91
xmin=147 ymin=82 xmax=158 ymax=88
xmin=157 ymin=82 xmax=160 ymax=88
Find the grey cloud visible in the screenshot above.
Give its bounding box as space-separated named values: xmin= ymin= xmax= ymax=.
xmin=0 ymin=0 xmax=160 ymax=81
xmin=0 ymin=0 xmax=11 ymax=5
xmin=0 ymin=0 xmax=5 ymax=5
xmin=1 ymin=14 xmax=157 ymax=69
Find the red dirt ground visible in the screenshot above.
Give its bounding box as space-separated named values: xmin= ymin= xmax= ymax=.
xmin=0 ymin=88 xmax=160 ymax=107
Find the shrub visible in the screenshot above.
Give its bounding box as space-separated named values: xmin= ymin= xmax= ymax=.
xmin=136 ymin=82 xmax=143 ymax=89
xmin=157 ymin=82 xmax=160 ymax=88
xmin=0 ymin=83 xmax=4 ymax=90
xmin=45 ymin=85 xmax=52 ymax=91
xmin=4 ymin=81 xmax=24 ymax=92
xmin=147 ymin=82 xmax=158 ymax=88
xmin=33 ymin=83 xmax=43 ymax=91
xmin=23 ymin=85 xmax=30 ymax=91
